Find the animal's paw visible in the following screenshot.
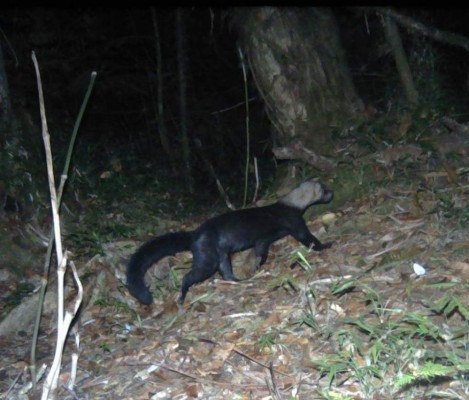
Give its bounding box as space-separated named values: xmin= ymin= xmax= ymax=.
xmin=313 ymin=241 xmax=335 ymax=251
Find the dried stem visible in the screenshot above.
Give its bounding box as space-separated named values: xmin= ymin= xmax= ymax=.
xmin=238 ymin=47 xmax=251 ymax=207
xmin=31 ymin=51 xmax=91 ymax=399
xmin=29 ymin=62 xmax=96 ymax=390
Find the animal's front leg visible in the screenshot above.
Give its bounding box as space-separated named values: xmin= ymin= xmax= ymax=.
xmin=311 ymin=240 xmax=334 ymax=251
xmin=292 ymin=222 xmax=334 ymax=251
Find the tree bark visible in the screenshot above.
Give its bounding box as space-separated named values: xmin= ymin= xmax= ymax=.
xmin=235 ymin=7 xmax=363 ymax=151
xmin=151 ymin=8 xmax=176 ymax=173
xmin=176 ymin=8 xmax=193 ymax=192
xmin=383 ymin=15 xmax=419 ymax=106
xmin=0 ymin=43 xmax=12 ymax=143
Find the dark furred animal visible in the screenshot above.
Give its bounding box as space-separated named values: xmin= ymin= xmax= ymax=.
xmin=127 ymin=180 xmax=334 ymax=305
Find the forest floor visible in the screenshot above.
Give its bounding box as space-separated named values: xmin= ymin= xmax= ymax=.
xmin=0 ymin=127 xmax=468 ymax=399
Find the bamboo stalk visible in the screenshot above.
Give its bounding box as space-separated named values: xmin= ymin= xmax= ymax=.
xmin=29 ymin=61 xmax=96 ymax=390
xmin=31 ymin=51 xmax=94 ymax=399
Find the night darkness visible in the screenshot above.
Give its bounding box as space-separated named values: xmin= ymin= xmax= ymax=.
xmin=1 ymin=8 xmax=469 ymax=399
xmin=0 ymin=7 xmax=469 ymax=211
xmin=2 ymin=8 xmax=469 ymax=197
xmin=2 ymin=8 xmax=271 ymax=194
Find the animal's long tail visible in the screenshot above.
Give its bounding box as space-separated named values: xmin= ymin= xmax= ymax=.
xmin=127 ymin=231 xmax=194 ymax=304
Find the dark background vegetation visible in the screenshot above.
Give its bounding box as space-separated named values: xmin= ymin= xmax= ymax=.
xmin=2 ymin=8 xmax=270 ymax=208
xmin=337 ymin=8 xmax=469 ymax=109
xmin=1 ymin=10 xmax=468 ymax=397
xmin=1 ymin=7 xmax=468 ymax=248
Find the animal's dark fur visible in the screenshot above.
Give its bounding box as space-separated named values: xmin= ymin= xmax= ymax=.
xmin=127 ymin=180 xmax=333 ymax=305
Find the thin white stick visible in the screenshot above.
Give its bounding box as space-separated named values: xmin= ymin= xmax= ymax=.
xmin=32 ymin=51 xmax=83 ymax=400
xmin=42 ymin=258 xmax=83 ymax=399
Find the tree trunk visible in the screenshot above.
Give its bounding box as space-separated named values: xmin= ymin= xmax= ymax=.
xmin=0 ymin=43 xmax=12 ymax=143
xmin=236 ymin=7 xmax=363 ymax=151
xmin=176 ymin=8 xmax=193 ymax=192
xmin=383 ymin=15 xmax=419 ymax=106
xmin=151 ymin=8 xmax=177 ymax=173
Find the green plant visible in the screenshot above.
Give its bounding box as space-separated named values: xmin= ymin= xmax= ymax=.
xmin=297 ymin=312 xmax=320 ymax=331
xmin=256 ymin=332 xmax=279 ymax=352
xmin=303 ymin=279 xmax=468 ymax=397
xmin=95 ymin=297 xmax=132 ymax=313
xmin=395 ymin=361 xmax=467 ymax=390
xmin=100 ymin=343 xmax=112 ymax=353
xmin=290 ymin=248 xmax=313 ymax=272
xmin=267 ymin=272 xmax=298 ymax=293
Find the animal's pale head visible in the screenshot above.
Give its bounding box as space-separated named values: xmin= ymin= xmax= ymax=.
xmin=279 ymin=180 xmax=333 ymax=210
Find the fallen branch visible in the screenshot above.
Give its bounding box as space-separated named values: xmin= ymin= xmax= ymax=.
xmin=272 ymin=142 xmax=336 ymax=171
xmin=367 ymin=7 xmax=469 ymax=52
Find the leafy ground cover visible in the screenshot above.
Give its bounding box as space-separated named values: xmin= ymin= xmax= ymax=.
xmin=0 ymin=115 xmax=468 ymax=399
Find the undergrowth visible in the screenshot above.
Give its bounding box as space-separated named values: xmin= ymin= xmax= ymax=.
xmin=291 ymin=252 xmax=469 ymax=399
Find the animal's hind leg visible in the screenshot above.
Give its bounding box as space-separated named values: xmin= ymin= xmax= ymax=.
xmin=178 ymin=248 xmax=218 ymax=304
xmin=252 ymin=240 xmax=273 ymax=273
xmin=219 ymin=253 xmax=239 ymax=281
